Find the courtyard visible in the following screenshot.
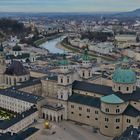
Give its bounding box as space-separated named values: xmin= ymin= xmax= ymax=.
xmin=0 ymin=108 xmax=15 ymax=120
xmin=33 ymin=120 xmax=112 ymax=140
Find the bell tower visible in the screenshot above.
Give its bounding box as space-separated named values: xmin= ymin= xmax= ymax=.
xmin=57 ymin=53 xmax=73 ymax=101
xmin=0 ymin=43 xmax=6 ymax=85
xmin=79 ymin=48 xmax=92 ymax=80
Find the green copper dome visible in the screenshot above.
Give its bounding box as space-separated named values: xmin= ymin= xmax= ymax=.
xmin=112 ymin=58 xmax=136 ymax=84
xmin=82 ymin=48 xmax=90 ymax=61
xmin=59 ymin=53 xmax=68 ymax=66
xmin=112 ymin=68 xmax=136 ymax=84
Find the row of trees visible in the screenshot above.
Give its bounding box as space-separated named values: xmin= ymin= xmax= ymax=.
xmin=81 ymin=31 xmax=113 ymax=42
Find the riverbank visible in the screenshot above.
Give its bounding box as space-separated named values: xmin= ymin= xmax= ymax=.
xmin=59 ymin=41 xmax=116 ymax=61
xmin=34 ymin=33 xmax=64 ymax=47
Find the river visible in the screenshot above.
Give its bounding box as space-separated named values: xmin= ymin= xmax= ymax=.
xmin=40 ymin=36 xmax=66 ymax=54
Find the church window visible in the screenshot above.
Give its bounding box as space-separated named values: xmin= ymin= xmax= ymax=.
xmin=6 ymin=77 xmax=8 ymax=84
xmin=95 ymin=110 xmax=98 ymax=114
xmin=14 ymin=78 xmax=16 ymax=86
xmin=61 ymin=78 xmax=63 ymax=83
xmin=88 ymin=71 xmax=91 ymax=77
xmin=127 ymin=119 xmax=131 ymax=123
xmin=116 ymin=109 xmax=120 ymax=113
xmin=105 ymin=125 xmax=108 ymax=128
xmin=105 ymin=118 xmax=109 ymax=122
xmin=9 ymin=78 xmax=11 ymax=85
xmin=105 ymin=108 xmax=109 ymax=113
xmin=19 ymin=78 xmax=22 ymax=82
xmin=71 ymin=105 xmax=74 ymax=108
xmin=67 ymin=78 xmax=69 ymax=83
xmin=79 ymin=107 xmax=82 ymax=110
xmin=116 ymin=118 xmax=120 ymax=123
xmin=119 ymin=86 xmax=121 ymax=91
xmin=87 ymin=108 xmax=90 ymax=112
xmin=83 ymin=72 xmax=85 ymax=77
xmin=95 ymin=118 xmax=98 ymax=120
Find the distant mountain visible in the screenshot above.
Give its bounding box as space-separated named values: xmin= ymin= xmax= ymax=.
xmin=0 ymin=9 xmax=139 ymax=18
xmin=115 ymin=8 xmax=140 ymax=18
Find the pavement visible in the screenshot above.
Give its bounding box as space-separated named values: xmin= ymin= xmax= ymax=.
xmin=33 ymin=120 xmax=112 ymax=140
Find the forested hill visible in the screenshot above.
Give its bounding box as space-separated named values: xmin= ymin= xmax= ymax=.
xmin=0 ymin=18 xmax=31 ymax=40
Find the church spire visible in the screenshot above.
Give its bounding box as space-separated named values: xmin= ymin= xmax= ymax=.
xmin=82 ymin=48 xmax=90 ymax=61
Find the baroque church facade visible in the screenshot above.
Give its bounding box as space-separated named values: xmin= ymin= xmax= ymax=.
xmin=0 ymin=44 xmax=140 ymax=137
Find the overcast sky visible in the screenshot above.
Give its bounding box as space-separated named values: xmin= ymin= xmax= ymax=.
xmin=0 ymin=0 xmax=140 ymax=12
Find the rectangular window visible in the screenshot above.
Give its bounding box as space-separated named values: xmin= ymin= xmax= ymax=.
xmin=71 ymin=105 xmax=74 ymax=108
xmin=116 ymin=118 xmax=120 ymax=123
xmin=105 ymin=108 xmax=109 ymax=113
xmin=95 ymin=118 xmax=98 ymax=120
xmin=105 ymin=118 xmax=109 ymax=122
xmin=83 ymin=72 xmax=85 ymax=77
xmin=116 ymin=109 xmax=120 ymax=113
xmin=79 ymin=107 xmax=82 ymax=110
xmin=127 ymin=119 xmax=131 ymax=123
xmin=67 ymin=79 xmax=69 ymax=83
xmin=87 ymin=108 xmax=90 ymax=112
xmin=95 ymin=110 xmax=98 ymax=114
xmin=61 ymin=79 xmax=63 ymax=83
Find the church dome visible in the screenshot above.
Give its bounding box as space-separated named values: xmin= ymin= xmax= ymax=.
xmin=112 ymin=57 xmax=136 ymax=84
xmin=112 ymin=68 xmax=136 ymax=84
xmin=5 ymin=61 xmax=29 ymax=76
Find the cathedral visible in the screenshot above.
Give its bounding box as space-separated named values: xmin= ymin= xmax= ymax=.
xmin=0 ymin=44 xmax=140 ymax=137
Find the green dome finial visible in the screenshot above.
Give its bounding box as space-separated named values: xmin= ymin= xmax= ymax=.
xmin=121 ymin=56 xmax=130 ymax=69
xmin=82 ymin=48 xmax=90 ymax=61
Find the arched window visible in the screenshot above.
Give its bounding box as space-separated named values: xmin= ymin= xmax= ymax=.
xmin=6 ymin=77 xmax=8 ymax=84
xmin=61 ymin=78 xmax=63 ymax=83
xmin=14 ymin=78 xmax=16 ymax=86
xmin=119 ymin=86 xmax=121 ymax=91
xmin=83 ymin=72 xmax=85 ymax=77
xmin=127 ymin=87 xmax=129 ymax=91
xmin=9 ymin=77 xmax=11 ymax=85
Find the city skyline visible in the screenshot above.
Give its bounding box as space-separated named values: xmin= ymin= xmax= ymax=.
xmin=0 ymin=0 xmax=140 ymax=13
